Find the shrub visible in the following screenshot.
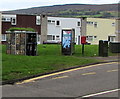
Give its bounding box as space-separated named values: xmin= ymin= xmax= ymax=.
xmin=8 ymin=27 xmax=35 ymax=32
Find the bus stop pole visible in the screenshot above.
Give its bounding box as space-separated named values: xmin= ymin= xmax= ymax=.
xmin=82 ymin=44 xmax=84 ymax=56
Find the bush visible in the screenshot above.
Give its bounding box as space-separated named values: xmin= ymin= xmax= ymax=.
xmin=8 ymin=27 xmax=35 ymax=32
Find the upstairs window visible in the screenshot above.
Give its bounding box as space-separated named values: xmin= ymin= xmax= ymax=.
xmin=36 ymin=16 xmax=40 ymax=25
xmin=77 ymin=22 xmax=81 ymax=27
xmin=2 ymin=17 xmax=11 ymax=22
xmin=87 ymin=21 xmax=94 ymax=25
xmin=11 ymin=17 xmax=16 ymax=25
xmin=56 ymin=20 xmax=60 ymax=26
xmin=48 ymin=20 xmax=55 ymax=24
xmin=48 ymin=20 xmax=51 ymax=23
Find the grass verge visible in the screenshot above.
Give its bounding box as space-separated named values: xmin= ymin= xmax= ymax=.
xmin=2 ymin=44 xmax=114 ymax=82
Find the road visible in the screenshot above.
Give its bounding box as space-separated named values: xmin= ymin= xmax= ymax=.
xmin=2 ymin=62 xmax=119 ymax=98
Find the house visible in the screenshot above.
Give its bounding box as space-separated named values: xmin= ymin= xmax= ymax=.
xmin=115 ymin=18 xmax=120 ymax=42
xmin=86 ymin=18 xmax=117 ymax=44
xmin=1 ymin=13 xmax=87 ymax=45
xmin=1 ymin=13 xmax=42 ymax=44
xmin=46 ymin=16 xmax=86 ymax=45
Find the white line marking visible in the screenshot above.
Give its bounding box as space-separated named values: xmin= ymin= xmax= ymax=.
xmin=52 ymin=76 xmax=68 ymax=79
xmin=82 ymin=89 xmax=120 ymax=97
xmin=82 ymin=72 xmax=96 ymax=75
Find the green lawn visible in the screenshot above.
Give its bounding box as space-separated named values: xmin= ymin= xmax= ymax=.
xmin=1 ymin=44 xmax=111 ymax=81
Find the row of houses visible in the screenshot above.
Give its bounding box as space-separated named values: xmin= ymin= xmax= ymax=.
xmin=0 ymin=12 xmax=119 ymax=45
xmin=87 ymin=18 xmax=120 ymax=44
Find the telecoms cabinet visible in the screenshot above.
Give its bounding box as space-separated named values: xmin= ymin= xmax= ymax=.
xmin=61 ymin=29 xmax=75 ymax=55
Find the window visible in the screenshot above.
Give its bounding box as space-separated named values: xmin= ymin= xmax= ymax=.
xmin=52 ymin=20 xmax=55 ymax=23
xmin=53 ymin=36 xmax=55 ymax=40
xmin=77 ymin=22 xmax=81 ymax=27
xmin=56 ymin=36 xmax=59 ymax=38
xmin=2 ymin=17 xmax=11 ymax=22
xmin=48 ymin=20 xmax=51 ymax=23
xmin=1 ymin=34 xmax=6 ymax=41
xmin=86 ymin=36 xmax=93 ymax=41
xmin=47 ymin=35 xmax=52 ymax=40
xmin=56 ymin=20 xmax=60 ymax=26
xmin=11 ymin=17 xmax=16 ymax=25
xmin=112 ymin=23 xmax=115 ymax=26
xmin=47 ymin=35 xmax=56 ymax=40
xmin=2 ymin=17 xmax=6 ymax=21
xmin=87 ymin=21 xmax=94 ymax=25
xmin=36 ymin=16 xmax=40 ymax=25
xmin=56 ymin=35 xmax=60 ymax=40
xmin=37 ymin=35 xmax=40 ymax=42
xmin=48 ymin=20 xmax=55 ymax=24
xmin=94 ymin=36 xmax=97 ymax=39
xmin=108 ymin=36 xmax=115 ymax=42
xmin=94 ymin=22 xmax=97 ymax=27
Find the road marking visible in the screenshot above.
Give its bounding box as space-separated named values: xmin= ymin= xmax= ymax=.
xmin=82 ymin=72 xmax=96 ymax=76
xmin=107 ymin=69 xmax=118 ymax=72
xmin=52 ymin=76 xmax=68 ymax=80
xmin=82 ymin=89 xmax=120 ymax=98
xmin=16 ymin=62 xmax=117 ymax=84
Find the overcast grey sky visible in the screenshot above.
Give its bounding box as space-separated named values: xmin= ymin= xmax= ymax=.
xmin=0 ymin=0 xmax=119 ymax=11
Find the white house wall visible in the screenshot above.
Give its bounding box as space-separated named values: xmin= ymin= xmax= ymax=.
xmin=47 ymin=17 xmax=81 ymax=45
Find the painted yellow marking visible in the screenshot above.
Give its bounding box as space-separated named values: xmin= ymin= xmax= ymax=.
xmin=52 ymin=76 xmax=68 ymax=80
xmin=107 ymin=69 xmax=118 ymax=72
xmin=16 ymin=62 xmax=117 ymax=84
xmin=82 ymin=72 xmax=96 ymax=76
xmin=17 ymin=80 xmax=35 ymax=84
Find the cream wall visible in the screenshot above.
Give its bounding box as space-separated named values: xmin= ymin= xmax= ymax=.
xmin=115 ymin=19 xmax=120 ymax=42
xmin=86 ymin=18 xmax=116 ymax=44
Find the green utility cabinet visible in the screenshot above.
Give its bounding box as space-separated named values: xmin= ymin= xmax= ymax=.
xmin=109 ymin=42 xmax=120 ymax=53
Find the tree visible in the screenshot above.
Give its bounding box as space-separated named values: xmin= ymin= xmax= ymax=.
xmin=102 ymin=12 xmax=112 ymax=18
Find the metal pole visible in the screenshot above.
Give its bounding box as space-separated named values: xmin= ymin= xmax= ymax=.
xmin=82 ymin=44 xmax=84 ymax=56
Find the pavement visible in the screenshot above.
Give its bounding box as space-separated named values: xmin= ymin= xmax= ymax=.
xmin=89 ymin=54 xmax=119 ymax=62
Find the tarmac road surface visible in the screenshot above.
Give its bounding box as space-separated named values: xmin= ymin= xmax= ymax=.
xmin=2 ymin=62 xmax=119 ymax=98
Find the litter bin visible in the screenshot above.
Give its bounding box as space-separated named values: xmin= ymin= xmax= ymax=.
xmin=99 ymin=40 xmax=108 ymax=57
xmin=61 ymin=29 xmax=75 ymax=55
xmin=109 ymin=42 xmax=120 ymax=53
